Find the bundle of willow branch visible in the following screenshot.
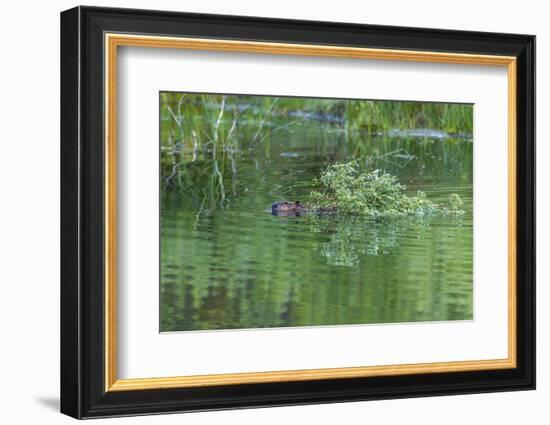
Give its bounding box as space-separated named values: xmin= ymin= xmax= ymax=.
xmin=309 ymin=161 xmax=464 ymax=217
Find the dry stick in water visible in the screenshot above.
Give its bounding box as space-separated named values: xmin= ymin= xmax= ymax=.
xmin=212 ymin=96 xmax=227 ymax=208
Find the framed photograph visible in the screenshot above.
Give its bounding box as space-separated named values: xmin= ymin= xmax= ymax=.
xmin=60 ymin=6 xmax=535 ymax=419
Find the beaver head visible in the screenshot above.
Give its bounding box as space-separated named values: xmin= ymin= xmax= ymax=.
xmin=271 ymin=201 xmax=303 ymax=216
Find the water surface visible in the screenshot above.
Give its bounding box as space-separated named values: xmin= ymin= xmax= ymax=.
xmin=160 ymin=113 xmax=473 ymax=332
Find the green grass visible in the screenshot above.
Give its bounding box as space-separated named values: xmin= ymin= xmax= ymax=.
xmin=160 ymin=93 xmax=473 ymax=206
xmin=160 ymin=94 xmax=473 ymax=163
xmin=345 ymin=100 xmax=472 ymax=134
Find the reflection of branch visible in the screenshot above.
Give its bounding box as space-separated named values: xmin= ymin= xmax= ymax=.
xmin=191 ymin=130 xmax=198 ymax=162
xmin=213 ymin=159 xmax=226 ymax=208
xmin=271 ymin=120 xmax=301 ymax=132
xmin=372 ymin=148 xmax=415 ymax=169
xmin=251 ymin=99 xmax=278 ymax=146
xmin=213 ymin=96 xmax=226 ymax=140
xmin=307 ymin=215 xmax=436 ymax=267
xmin=230 ymin=154 xmax=238 ymax=196
xmin=212 ymin=97 xmax=226 ymax=208
xmin=165 ymin=104 xmax=183 ymax=133
xmin=227 ymin=115 xmax=238 ymax=144
xmin=194 ymin=191 xmax=208 ymax=229
xmin=164 ymin=162 xmax=182 ymax=187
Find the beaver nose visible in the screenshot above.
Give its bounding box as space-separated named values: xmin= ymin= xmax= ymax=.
xmin=271 ymin=202 xmax=278 ymax=210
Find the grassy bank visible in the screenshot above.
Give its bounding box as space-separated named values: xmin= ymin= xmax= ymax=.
xmin=160 ymin=92 xmax=473 ymax=211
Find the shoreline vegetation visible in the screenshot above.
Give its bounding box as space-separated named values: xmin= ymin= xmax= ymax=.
xmin=160 ymin=93 xmax=472 ymax=215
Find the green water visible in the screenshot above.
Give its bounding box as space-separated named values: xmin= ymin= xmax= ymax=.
xmin=160 ymin=112 xmax=473 ymax=332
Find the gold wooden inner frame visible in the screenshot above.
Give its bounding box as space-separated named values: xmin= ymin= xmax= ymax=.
xmin=104 ymin=33 xmax=518 ymax=392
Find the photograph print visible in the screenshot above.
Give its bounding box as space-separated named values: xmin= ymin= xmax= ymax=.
xmin=159 ymin=92 xmax=473 ymax=332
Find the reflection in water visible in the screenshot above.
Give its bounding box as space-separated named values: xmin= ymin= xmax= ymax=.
xmin=309 ymin=215 xmax=432 ymax=267
xmin=160 ymin=116 xmax=473 ymax=332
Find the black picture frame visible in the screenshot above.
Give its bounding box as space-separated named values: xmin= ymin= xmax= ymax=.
xmin=61 ymin=5 xmax=535 ymax=419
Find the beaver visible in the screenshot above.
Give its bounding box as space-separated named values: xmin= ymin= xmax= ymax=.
xmin=271 ymin=201 xmax=336 ymax=216
xmin=271 ymin=201 xmax=304 ymax=216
